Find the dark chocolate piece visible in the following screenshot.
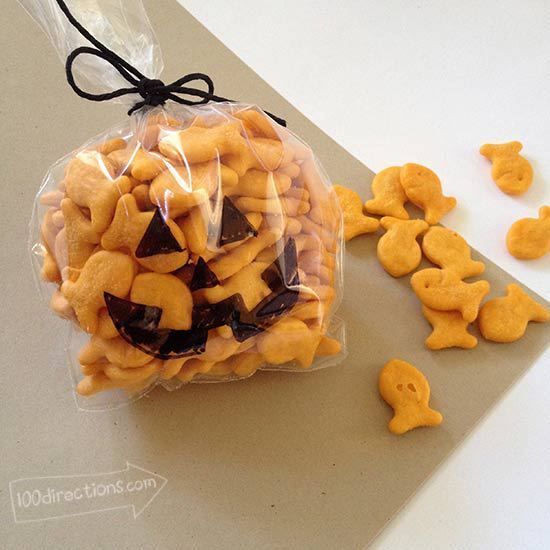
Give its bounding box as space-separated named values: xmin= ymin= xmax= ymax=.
xmin=218 ymin=196 xmax=258 ymax=247
xmin=104 ymin=292 xmax=162 ymax=332
xmin=261 ymin=237 xmax=298 ymax=292
xmin=252 ymin=275 xmax=300 ymax=321
xmin=231 ymin=308 xmax=265 ymax=342
xmin=189 ymin=257 xmax=220 ymax=291
xmin=135 ymin=208 xmax=184 ymax=258
xmin=156 ymin=328 xmax=208 ymax=358
xmin=122 ymin=325 xmax=208 ymax=359
xmin=192 ymin=295 xmax=237 ymax=331
xmin=105 ymin=292 xmax=207 ymax=359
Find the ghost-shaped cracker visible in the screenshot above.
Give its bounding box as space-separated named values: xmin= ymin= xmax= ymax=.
xmin=379 ymin=358 xmax=443 ymax=435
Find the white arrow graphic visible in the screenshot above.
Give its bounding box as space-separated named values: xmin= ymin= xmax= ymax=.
xmin=9 ymin=462 xmax=167 ymax=523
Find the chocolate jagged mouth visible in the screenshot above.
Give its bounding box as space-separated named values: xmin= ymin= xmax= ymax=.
xmin=104 ymin=237 xmax=302 ymax=358
xmin=105 ymin=292 xmax=207 ymax=359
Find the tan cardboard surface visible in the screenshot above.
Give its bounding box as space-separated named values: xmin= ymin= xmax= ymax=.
xmin=1 ymin=1 xmax=548 ymax=548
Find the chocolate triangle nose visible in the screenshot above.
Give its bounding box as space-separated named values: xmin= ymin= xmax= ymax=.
xmin=135 ymin=208 xmax=185 ymax=258
xmin=189 ymin=257 xmax=220 ymax=291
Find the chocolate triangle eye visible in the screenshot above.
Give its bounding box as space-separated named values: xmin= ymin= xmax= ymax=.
xmin=218 ymin=196 xmax=258 ymax=247
xmin=135 ymin=208 xmax=184 ymax=258
xmin=189 ymin=257 xmax=220 ymax=291
xmin=261 ymin=237 xmax=298 ymax=291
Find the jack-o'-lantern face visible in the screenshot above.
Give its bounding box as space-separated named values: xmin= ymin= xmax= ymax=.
xmin=105 ymin=233 xmax=300 ymax=359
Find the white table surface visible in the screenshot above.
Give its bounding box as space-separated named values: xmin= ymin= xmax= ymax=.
xmin=179 ymin=0 xmax=550 ymax=548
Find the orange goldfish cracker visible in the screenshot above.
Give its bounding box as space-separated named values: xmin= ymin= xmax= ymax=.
xmin=224 ymin=137 xmax=293 ymax=176
xmin=49 ymin=290 xmax=75 ymax=321
xmin=177 ymin=203 xmax=210 ymax=255
xmin=234 ymin=196 xmax=310 ymax=216
xmin=400 ymin=164 xmax=456 ymax=225
xmin=410 ymin=268 xmax=490 ymax=322
xmin=51 ymin=210 xmax=65 ymax=228
xmin=132 ymin=184 xmax=155 ymax=211
xmin=278 ymin=163 xmax=301 ymax=179
xmin=77 ymin=373 xmax=118 ymax=396
xmin=215 ymin=326 xmax=234 ymax=339
xmin=96 ymin=310 xmax=119 ymax=339
xmin=253 ymin=245 xmax=279 ymax=264
xmin=257 ymin=317 xmax=321 ymax=368
xmin=364 ymin=166 xmax=409 ymax=219
xmin=230 ymin=352 xmax=264 ymax=377
xmin=40 ymin=190 xmax=64 ymax=208
xmin=101 ymin=194 xmax=188 ymax=273
xmin=104 ymin=360 xmax=162 ymax=383
xmin=96 ymin=137 xmax=127 ymax=155
xmin=294 ymin=232 xmax=322 ymax=253
xmin=42 ymin=251 xmax=61 ymax=283
xmin=61 ymin=198 xmax=101 ymax=270
xmin=262 ymin=214 xmax=301 ymax=236
xmin=40 ymin=207 xmax=61 ymax=254
xmin=176 ymin=359 xmax=216 ymax=383
xmin=480 ymin=141 xmax=533 ymax=195
xmin=77 ymin=372 xmax=155 ymax=396
xmin=53 ymin=229 xmax=69 ymax=278
xmin=422 ymin=306 xmax=478 ymax=350
xmin=209 ymin=228 xmax=282 ymax=280
xmin=299 ymin=248 xmax=336 ymax=270
xmin=315 ymin=336 xmax=341 ymax=356
xmin=379 ymin=358 xmax=443 ymax=435
xmin=61 ymin=251 xmax=136 ymax=333
xmin=506 ymin=206 xmax=550 ymax=260
xmin=150 ymin=162 xmax=236 ymax=217
xmin=300 ymin=284 xmax=336 ymax=304
xmin=158 ymin=122 xmax=247 ymax=164
xmin=299 ymin=252 xmax=334 ymax=284
xmin=284 ymin=217 xmax=302 ymax=235
xmin=160 ymin=357 xmax=191 ymax=380
xmin=204 ymin=352 xmax=263 ymax=378
xmin=64 ymin=151 xmax=131 ymax=232
xmin=291 ymin=300 xmax=326 ymax=321
xmin=194 ymin=261 xmax=272 ymax=310
xmin=284 ymin=187 xmax=310 ymax=202
xmin=109 ymin=147 xmax=167 ymax=182
xmin=80 ymin=363 xmax=104 ymax=377
xmin=299 ymin=158 xmax=338 ymax=226
xmin=207 ymin=333 xmax=249 ymax=358
xmin=297 ymin=216 xmax=336 ymax=251
xmin=130 ymin=273 xmax=193 ymax=330
xmin=79 ymin=335 xmax=152 ymax=368
xmin=333 ymin=185 xmax=379 ymax=240
xmin=286 ymin=139 xmax=312 ymax=162
xmin=377 ymin=217 xmax=428 ymax=277
xmin=422 ymin=226 xmax=485 ymax=278
xmin=232 ymin=170 xmax=292 ymax=198
xmin=478 ymin=284 xmax=549 ymax=343
xmin=234 ymin=109 xmax=279 ymax=139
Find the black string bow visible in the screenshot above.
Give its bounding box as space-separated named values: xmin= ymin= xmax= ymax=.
xmin=55 ymin=0 xmax=286 ymax=124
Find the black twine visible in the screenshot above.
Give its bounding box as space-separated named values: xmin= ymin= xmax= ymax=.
xmin=55 ymin=0 xmax=286 ymax=124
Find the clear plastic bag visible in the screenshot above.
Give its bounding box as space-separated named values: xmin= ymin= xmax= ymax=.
xmin=25 ymin=2 xmax=345 ymax=409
